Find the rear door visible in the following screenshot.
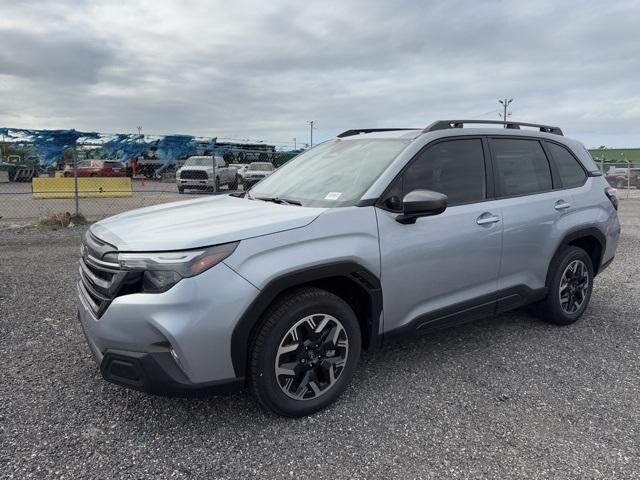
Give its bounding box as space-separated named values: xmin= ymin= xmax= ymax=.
xmin=489 ymin=137 xmax=573 ymax=304
xmin=377 ymin=137 xmax=504 ymax=335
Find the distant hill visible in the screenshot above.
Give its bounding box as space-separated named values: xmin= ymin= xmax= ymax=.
xmin=588 ymin=148 xmax=640 ymax=162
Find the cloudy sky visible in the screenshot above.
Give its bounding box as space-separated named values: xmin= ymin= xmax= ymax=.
xmin=1 ymin=0 xmax=639 ymax=148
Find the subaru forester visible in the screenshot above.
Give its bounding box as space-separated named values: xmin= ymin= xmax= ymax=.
xmin=77 ymin=120 xmax=620 ymax=417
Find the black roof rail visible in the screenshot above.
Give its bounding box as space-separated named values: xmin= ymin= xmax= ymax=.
xmin=424 ymin=120 xmax=563 ymax=136
xmin=337 ymin=128 xmax=420 ymax=138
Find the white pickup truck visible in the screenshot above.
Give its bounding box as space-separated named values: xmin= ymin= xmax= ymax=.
xmin=176 ymin=156 xmax=238 ymax=193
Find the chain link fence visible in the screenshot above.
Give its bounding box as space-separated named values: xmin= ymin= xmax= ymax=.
xmin=0 ymin=133 xmax=301 ymax=225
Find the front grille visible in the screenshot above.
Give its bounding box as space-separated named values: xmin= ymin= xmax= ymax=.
xmin=78 ymin=232 xmax=130 ymax=318
xmin=179 ymin=170 xmax=208 ymax=180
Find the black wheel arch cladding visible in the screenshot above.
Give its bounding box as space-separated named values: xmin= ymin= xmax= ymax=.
xmin=546 ymin=227 xmax=605 ymax=287
xmin=230 ymin=261 xmax=382 ymax=379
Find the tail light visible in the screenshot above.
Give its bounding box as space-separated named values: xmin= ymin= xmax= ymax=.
xmin=605 ymin=187 xmax=618 ymax=210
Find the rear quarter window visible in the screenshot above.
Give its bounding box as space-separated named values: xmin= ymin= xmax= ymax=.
xmin=545 ymin=142 xmax=587 ymax=188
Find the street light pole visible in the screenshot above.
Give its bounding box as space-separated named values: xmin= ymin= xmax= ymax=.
xmin=307 ymin=121 xmax=315 ymax=147
xmin=498 ymin=98 xmax=513 ymax=127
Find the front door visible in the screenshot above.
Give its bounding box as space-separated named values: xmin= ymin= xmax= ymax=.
xmin=376 ymin=137 xmax=503 ymax=335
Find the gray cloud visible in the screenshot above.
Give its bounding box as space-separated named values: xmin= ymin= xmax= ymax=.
xmin=0 ymin=28 xmax=116 ymax=84
xmin=0 ymin=0 xmax=639 ymax=147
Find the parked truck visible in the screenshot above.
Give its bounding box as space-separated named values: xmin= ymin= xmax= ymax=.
xmin=175 ymin=156 xmax=238 ymax=193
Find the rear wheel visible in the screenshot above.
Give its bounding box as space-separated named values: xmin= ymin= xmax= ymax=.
xmin=536 ymin=246 xmax=593 ymax=325
xmin=230 ymin=175 xmax=238 ymax=190
xmin=249 ymin=287 xmax=361 ymax=417
xmin=616 ymin=179 xmax=625 ymax=188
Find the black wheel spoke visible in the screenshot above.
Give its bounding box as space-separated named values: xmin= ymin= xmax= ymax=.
xmin=275 ymin=313 xmax=349 ymax=401
xmin=558 ymin=259 xmax=589 ymax=315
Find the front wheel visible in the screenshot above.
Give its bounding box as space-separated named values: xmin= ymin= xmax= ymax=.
xmin=249 ymin=287 xmax=361 ymax=417
xmin=536 ymin=246 xmax=594 ymax=325
xmin=229 ymin=175 xmax=238 ymax=190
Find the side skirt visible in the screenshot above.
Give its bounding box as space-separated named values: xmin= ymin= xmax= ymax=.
xmin=384 ymin=285 xmax=547 ymax=340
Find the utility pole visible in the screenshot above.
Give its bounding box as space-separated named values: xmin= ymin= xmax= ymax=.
xmin=137 ymin=126 xmax=142 ymax=136
xmin=498 ymin=98 xmax=513 ymax=127
xmin=307 ymin=120 xmax=315 ymax=147
xmin=293 ymin=137 xmax=297 ymax=150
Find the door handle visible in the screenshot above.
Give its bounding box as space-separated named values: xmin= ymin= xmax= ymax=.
xmin=554 ymin=200 xmax=571 ymax=211
xmin=476 ymin=213 xmax=500 ymax=225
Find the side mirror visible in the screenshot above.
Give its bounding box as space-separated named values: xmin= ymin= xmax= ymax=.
xmin=396 ymin=189 xmax=448 ymax=224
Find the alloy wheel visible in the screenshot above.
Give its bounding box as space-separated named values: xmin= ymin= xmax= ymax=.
xmin=275 ymin=314 xmax=349 ymax=401
xmin=558 ymin=259 xmax=589 ymax=314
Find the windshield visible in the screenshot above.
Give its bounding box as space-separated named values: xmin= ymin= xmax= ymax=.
xmin=249 ymin=163 xmax=273 ymax=171
xmin=184 ymin=157 xmax=212 ymax=166
xmin=249 ymin=138 xmax=409 ymax=207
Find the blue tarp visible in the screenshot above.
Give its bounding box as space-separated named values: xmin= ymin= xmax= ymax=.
xmin=0 ymin=128 xmax=217 ymax=169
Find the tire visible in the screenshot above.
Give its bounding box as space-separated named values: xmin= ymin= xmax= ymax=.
xmin=215 ymin=176 xmax=220 ymax=191
xmin=249 ymin=287 xmax=361 ymax=417
xmin=90 ymin=173 xmax=98 ymax=178
xmin=536 ymin=246 xmax=594 ymax=325
xmin=63 ymin=172 xmax=71 ymax=178
xmin=230 ymin=175 xmax=238 ymax=191
xmin=177 ymin=186 xmax=184 ymax=194
xmin=616 ymin=179 xmax=624 ymax=189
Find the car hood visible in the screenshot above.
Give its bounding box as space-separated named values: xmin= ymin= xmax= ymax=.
xmin=90 ymin=195 xmax=326 ymax=251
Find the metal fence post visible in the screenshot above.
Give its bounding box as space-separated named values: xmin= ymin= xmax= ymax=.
xmin=213 ymin=154 xmax=217 ymax=193
xmin=73 ymin=147 xmax=79 ymax=216
xmin=627 ymin=160 xmax=631 ymax=199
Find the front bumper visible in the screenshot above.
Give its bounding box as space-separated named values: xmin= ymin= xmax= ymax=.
xmin=101 ymin=348 xmax=243 ymax=396
xmin=243 ymin=176 xmax=266 ymax=185
xmin=77 ymin=261 xmax=259 ymax=395
xmin=178 ymin=178 xmax=213 ymax=188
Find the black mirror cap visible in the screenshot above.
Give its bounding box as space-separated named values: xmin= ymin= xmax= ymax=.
xmin=396 ymin=189 xmax=448 ymax=224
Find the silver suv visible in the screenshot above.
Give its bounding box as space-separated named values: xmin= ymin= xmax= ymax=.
xmin=242 ymin=161 xmax=275 ymax=189
xmin=77 ymin=120 xmax=620 ymax=417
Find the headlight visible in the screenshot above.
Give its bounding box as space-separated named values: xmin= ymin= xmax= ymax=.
xmin=105 ymin=242 xmax=239 ymax=293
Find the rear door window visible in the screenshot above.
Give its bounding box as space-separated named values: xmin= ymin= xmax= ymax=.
xmin=491 ymin=138 xmax=552 ymax=197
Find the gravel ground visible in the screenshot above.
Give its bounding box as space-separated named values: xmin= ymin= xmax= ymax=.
xmin=1 ymin=199 xmax=639 ymax=479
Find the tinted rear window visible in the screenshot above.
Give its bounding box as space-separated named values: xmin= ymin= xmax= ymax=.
xmin=545 ymin=142 xmax=586 ymax=188
xmin=492 ymin=139 xmax=552 ymax=196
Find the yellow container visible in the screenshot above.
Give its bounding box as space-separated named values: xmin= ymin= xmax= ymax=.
xmin=32 ymin=177 xmax=133 ymax=199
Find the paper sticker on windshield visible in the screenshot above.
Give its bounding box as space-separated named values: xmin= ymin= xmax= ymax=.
xmin=325 ymin=192 xmax=342 ymax=200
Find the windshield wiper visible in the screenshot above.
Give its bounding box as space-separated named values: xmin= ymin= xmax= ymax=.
xmin=254 ymin=196 xmax=302 ymax=206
